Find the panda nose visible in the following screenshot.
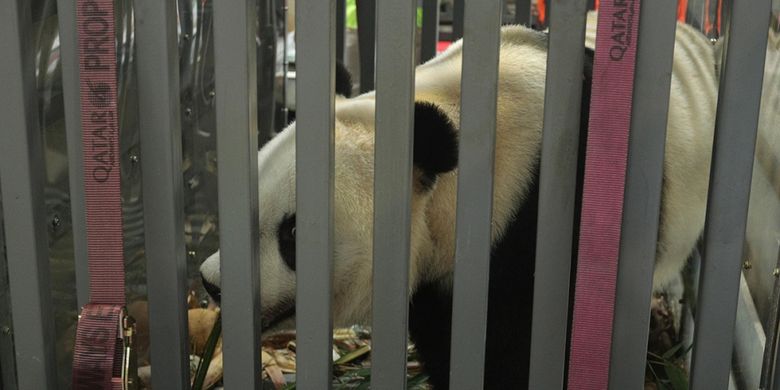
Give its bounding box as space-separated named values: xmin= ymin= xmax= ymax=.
xmin=201 ymin=275 xmax=221 ymax=304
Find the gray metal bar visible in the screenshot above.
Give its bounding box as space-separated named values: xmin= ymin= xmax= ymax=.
xmin=370 ymin=0 xmax=417 ymax=388
xmin=295 ymin=0 xmax=336 ymax=387
xmin=608 ymin=2 xmax=677 ymax=388
xmin=135 ymin=1 xmax=191 ymax=388
xmin=0 ymin=1 xmax=57 ymax=388
xmin=448 ymin=1 xmax=502 ymax=389
xmin=0 ymin=187 xmax=18 ymax=390
xmin=56 ymin=0 xmax=90 ymax=310
xmin=515 ymin=0 xmax=531 ymax=26
xmin=767 ymin=251 xmax=780 ymax=389
xmin=421 ymin=0 xmax=439 ymax=63
xmin=690 ymin=1 xmax=772 ymax=388
xmin=213 ymin=0 xmax=262 ymax=388
xmin=452 ymin=0 xmax=464 ymax=40
xmin=357 ymin=0 xmax=376 ymax=92
xmin=527 ymin=3 xmax=587 ymax=389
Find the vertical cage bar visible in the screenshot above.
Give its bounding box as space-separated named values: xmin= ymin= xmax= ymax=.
xmin=357 ymin=0 xmax=376 ymax=92
xmin=515 ymin=0 xmax=531 ymax=26
xmin=421 ymin=0 xmax=439 ymax=62
xmin=528 ymin=2 xmax=588 ymax=388
xmin=607 ymin=1 xmax=677 ymax=388
xmin=295 ymin=0 xmax=336 ymax=387
xmin=0 ymin=1 xmax=57 ymax=388
xmin=135 ymin=0 xmax=191 ymax=388
xmin=689 ymin=1 xmax=771 ymax=388
xmin=370 ymin=0 xmax=417 ymax=388
xmin=448 ymin=1 xmax=502 ymax=389
xmin=0 ymin=187 xmax=18 ymax=390
xmin=773 ymin=261 xmax=780 ymax=390
xmin=213 ymin=0 xmax=262 ymax=388
xmin=452 ymin=0 xmax=464 ymax=40
xmin=56 ymin=0 xmax=90 ymax=309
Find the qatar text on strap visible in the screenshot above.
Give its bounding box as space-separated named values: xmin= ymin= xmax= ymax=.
xmin=568 ymin=1 xmax=641 ymax=389
xmin=71 ymin=1 xmax=137 ymax=389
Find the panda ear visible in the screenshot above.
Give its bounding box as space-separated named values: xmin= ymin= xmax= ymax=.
xmin=413 ymin=101 xmax=458 ymax=189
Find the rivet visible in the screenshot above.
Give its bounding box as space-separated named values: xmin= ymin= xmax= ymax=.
xmin=773 ymin=268 xmax=779 ymax=277
xmin=1 ymin=326 xmax=10 ymax=335
xmin=130 ymin=154 xmax=139 ymax=164
xmin=743 ymin=261 xmax=752 ymax=270
xmin=188 ymin=176 xmax=199 ymax=189
xmin=51 ymin=215 xmax=61 ymax=228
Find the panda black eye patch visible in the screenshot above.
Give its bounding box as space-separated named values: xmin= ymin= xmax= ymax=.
xmin=278 ymin=214 xmax=296 ymax=271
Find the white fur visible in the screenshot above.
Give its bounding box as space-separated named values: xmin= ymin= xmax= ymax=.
xmin=201 ymin=23 xmax=721 ymax=329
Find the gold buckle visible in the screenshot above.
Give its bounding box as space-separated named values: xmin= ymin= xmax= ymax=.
xmin=120 ymin=309 xmax=138 ymax=390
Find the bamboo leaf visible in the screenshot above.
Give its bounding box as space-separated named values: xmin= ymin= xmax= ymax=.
xmin=192 ymin=313 xmax=222 ymax=390
xmin=334 ymin=345 xmax=371 ymax=365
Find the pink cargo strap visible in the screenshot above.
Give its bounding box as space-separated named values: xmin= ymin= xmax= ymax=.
xmin=567 ymin=1 xmax=642 ymax=389
xmin=71 ymin=0 xmax=131 ymax=388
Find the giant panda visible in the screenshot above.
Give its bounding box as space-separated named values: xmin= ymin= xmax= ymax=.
xmin=200 ymin=22 xmax=719 ymax=389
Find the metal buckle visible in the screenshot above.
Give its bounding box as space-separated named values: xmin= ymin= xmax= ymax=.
xmin=120 ymin=309 xmax=138 ymax=390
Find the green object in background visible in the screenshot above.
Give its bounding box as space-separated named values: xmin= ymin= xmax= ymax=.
xmin=346 ymin=0 xmax=424 ymax=29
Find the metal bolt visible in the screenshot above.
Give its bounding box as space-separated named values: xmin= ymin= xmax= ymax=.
xmin=188 ymin=175 xmax=199 ymax=189
xmin=183 ymin=33 xmax=191 ymax=41
xmin=51 ymin=215 xmax=61 ymax=229
xmin=774 ymin=268 xmax=779 ymax=277
xmin=184 ymin=107 xmax=193 ymax=117
xmin=130 ymin=154 xmax=139 ymax=164
xmin=188 ymin=250 xmax=196 ymax=258
xmin=209 ymin=90 xmax=216 ymax=98
xmin=743 ymin=260 xmax=752 ymax=270
xmin=1 ymin=326 xmax=10 ymax=335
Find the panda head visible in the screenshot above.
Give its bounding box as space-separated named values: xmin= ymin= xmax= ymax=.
xmin=199 ymin=98 xmax=458 ymax=332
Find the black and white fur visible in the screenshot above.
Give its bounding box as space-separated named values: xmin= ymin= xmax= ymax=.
xmin=201 ymin=23 xmax=720 ymax=388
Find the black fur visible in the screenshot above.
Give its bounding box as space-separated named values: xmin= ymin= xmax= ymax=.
xmin=278 ymin=214 xmax=296 ymax=271
xmin=407 ymin=47 xmax=595 ymax=389
xmin=336 ymin=60 xmax=353 ymax=98
xmin=413 ymin=102 xmax=459 ymax=190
